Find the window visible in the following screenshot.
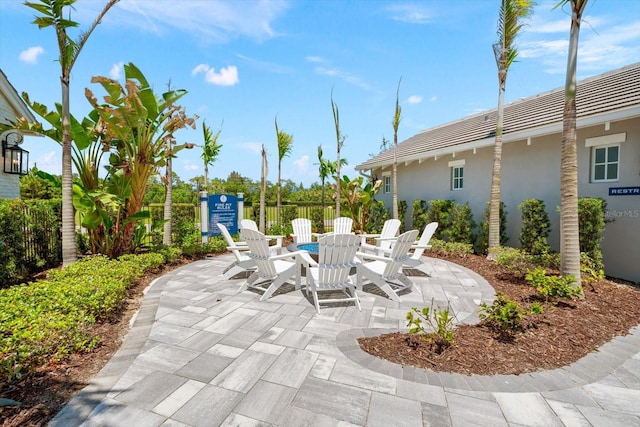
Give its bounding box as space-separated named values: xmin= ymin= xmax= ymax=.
xmin=449 ymin=159 xmax=465 ymax=190
xmin=383 ymin=174 xmax=391 ymax=193
xmin=586 ymin=132 xmax=625 ymax=183
xmin=592 ymin=145 xmax=619 ymax=182
xmin=452 ymin=166 xmax=464 ymax=190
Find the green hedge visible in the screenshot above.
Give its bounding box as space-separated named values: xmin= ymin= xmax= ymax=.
xmin=0 ymin=253 xmax=166 ymax=382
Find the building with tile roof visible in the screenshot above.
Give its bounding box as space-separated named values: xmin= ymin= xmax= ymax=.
xmin=356 ymin=62 xmax=640 ymax=283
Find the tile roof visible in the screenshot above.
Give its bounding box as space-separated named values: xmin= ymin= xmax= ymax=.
xmin=356 ymin=62 xmax=640 ymax=171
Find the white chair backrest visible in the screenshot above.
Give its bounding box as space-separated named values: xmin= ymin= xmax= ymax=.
xmin=216 ymin=223 xmax=247 ymax=261
xmin=316 ymin=233 xmax=360 ymax=286
xmin=412 ymin=222 xmax=438 ymax=259
xmin=240 ymin=219 xmax=259 ymax=231
xmin=292 ymin=218 xmax=313 ymax=244
xmin=383 ymin=229 xmax=419 ymax=279
xmin=333 ymin=217 xmax=353 ymax=234
xmin=240 ymin=228 xmax=277 ymax=279
xmin=377 ymin=219 xmax=401 ymax=251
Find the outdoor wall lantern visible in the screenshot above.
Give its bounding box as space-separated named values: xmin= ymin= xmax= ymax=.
xmin=1 ymin=130 xmax=29 ymax=175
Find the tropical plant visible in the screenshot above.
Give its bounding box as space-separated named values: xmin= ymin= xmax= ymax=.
xmin=25 ymin=0 xmax=119 ymax=266
xmin=331 ymin=88 xmax=347 ymax=218
xmin=275 ymin=117 xmax=294 ymax=225
xmin=85 ymin=63 xmax=197 ymax=256
xmin=260 ymin=144 xmax=268 ymax=232
xmin=391 ymin=78 xmax=402 ymax=220
xmin=556 ymin=0 xmax=588 ymax=288
xmin=339 ymin=175 xmax=382 ymax=233
xmin=201 ymin=120 xmax=223 ymax=194
xmin=488 ymin=0 xmax=535 ymax=258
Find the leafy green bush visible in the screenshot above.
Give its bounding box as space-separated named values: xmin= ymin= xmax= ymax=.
xmin=446 ymin=203 xmax=476 ymax=245
xmin=479 ymin=293 xmax=528 ymax=334
xmin=493 ymin=246 xmax=536 ymax=279
xmin=580 ymin=252 xmax=605 ymax=284
xmin=426 ymin=200 xmax=454 ymax=240
xmin=310 ymin=206 xmax=325 ymax=234
xmin=398 ymin=200 xmax=407 ymax=233
xmin=519 ymin=199 xmax=551 ymax=256
xmin=366 ymin=200 xmax=389 ymax=234
xmin=412 ymin=200 xmax=428 ymax=232
xmin=477 ymin=201 xmax=508 ymax=255
xmin=525 ymin=268 xmax=582 ymax=301
xmin=1 ymin=253 xmax=168 ymax=381
xmin=578 ymin=198 xmax=606 ymax=270
xmin=429 ymin=239 xmax=474 ymax=257
xmin=406 ymin=299 xmax=456 ymax=352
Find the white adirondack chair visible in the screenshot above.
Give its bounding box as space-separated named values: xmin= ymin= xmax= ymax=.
xmin=217 ymin=223 xmax=255 ymax=279
xmin=403 ymin=222 xmax=438 ymax=276
xmin=238 ymin=228 xmax=308 ymax=301
xmin=359 ymin=218 xmax=401 ymax=255
xmin=291 ymin=218 xmax=323 ymax=244
xmin=356 ymin=229 xmax=419 ymax=302
xmin=304 ymin=233 xmax=361 ymax=313
xmin=332 ymin=217 xmax=354 ymax=234
xmin=240 ymin=219 xmax=284 ymax=253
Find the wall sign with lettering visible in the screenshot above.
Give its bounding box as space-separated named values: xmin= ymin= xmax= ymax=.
xmin=209 ymin=194 xmax=238 ymax=235
xmin=609 ymin=186 xmax=640 ymax=196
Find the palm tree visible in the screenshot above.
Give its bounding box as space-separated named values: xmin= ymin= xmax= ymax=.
xmin=201 ymin=120 xmax=223 ymax=193
xmin=488 ymin=0 xmax=535 ymax=257
xmin=260 ymin=144 xmax=268 ymax=233
xmin=556 ymin=0 xmax=588 ymax=287
xmin=162 ymin=137 xmax=174 ymax=246
xmin=391 ymin=78 xmax=402 ymax=220
xmin=331 ymin=88 xmax=346 ymax=218
xmin=275 ymin=117 xmax=294 ymax=226
xmin=317 ymin=145 xmax=330 ymax=210
xmin=26 ymin=0 xmax=119 ymax=265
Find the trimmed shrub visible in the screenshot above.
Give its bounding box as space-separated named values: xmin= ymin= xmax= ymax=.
xmin=477 ymin=201 xmax=508 ymax=255
xmin=446 ymin=203 xmax=476 ymax=245
xmin=398 ymin=200 xmax=408 ymax=233
xmin=429 ymin=238 xmax=474 ymax=258
xmin=310 ymin=206 xmax=325 ymax=234
xmin=426 ymin=200 xmax=454 ymax=241
xmin=412 ymin=200 xmax=428 ymax=232
xmin=493 ymin=246 xmax=536 ymax=279
xmin=366 ymin=200 xmax=389 ymax=234
xmin=578 ymin=198 xmax=606 ymax=270
xmin=519 ymin=199 xmax=551 ymax=256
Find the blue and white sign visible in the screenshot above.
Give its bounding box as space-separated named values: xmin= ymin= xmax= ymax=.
xmin=609 ymin=186 xmax=640 ymax=196
xmin=209 ymin=194 xmax=238 ymax=235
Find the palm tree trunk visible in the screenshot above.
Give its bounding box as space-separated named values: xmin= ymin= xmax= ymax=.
xmin=488 ymin=88 xmax=505 ymax=255
xmin=60 ymin=75 xmax=77 ymax=265
xmin=163 ymin=149 xmax=172 ymax=246
xmin=559 ymin=0 xmax=584 ymax=287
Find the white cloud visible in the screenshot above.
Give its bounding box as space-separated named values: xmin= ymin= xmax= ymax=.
xmin=112 ymin=0 xmax=289 ymax=43
xmin=386 ymin=4 xmax=435 ymax=24
xmin=192 ymin=64 xmax=239 ymax=86
xmin=293 ymin=155 xmax=309 ymax=173
xmin=183 ymin=162 xmax=199 ymax=172
xmin=19 ymin=46 xmax=44 ymax=64
xmin=109 ymin=62 xmax=124 ymax=80
xmin=305 ymin=56 xmax=325 ymax=63
xmin=34 ymin=150 xmax=60 ymax=175
xmin=407 ymin=95 xmax=422 ymax=104
xmin=238 ymin=142 xmax=263 ymax=155
xmin=430 ymin=96 xmax=437 ymax=102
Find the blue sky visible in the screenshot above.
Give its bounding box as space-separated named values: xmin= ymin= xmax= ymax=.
xmin=1 ymin=0 xmax=639 ymax=187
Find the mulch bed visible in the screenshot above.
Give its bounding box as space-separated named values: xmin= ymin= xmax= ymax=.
xmin=359 ymin=253 xmax=640 ymax=376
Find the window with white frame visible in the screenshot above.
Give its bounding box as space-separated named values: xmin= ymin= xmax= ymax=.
xmin=586 ymin=133 xmax=625 ymax=183
xmin=449 ymin=159 xmax=465 ymax=190
xmin=382 ymin=172 xmax=391 ymax=193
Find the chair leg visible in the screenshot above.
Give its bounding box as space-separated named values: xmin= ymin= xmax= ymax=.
xmin=360 ymin=269 xmax=402 ymax=303
xmin=238 ymin=272 xmax=259 ymax=293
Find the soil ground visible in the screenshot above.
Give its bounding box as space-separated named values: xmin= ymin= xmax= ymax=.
xmin=2 ymin=253 xmax=639 ymax=426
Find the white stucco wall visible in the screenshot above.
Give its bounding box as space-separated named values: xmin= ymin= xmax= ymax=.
xmin=0 ymin=170 xmax=20 ymax=199
xmin=374 ymin=117 xmax=640 ymax=283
